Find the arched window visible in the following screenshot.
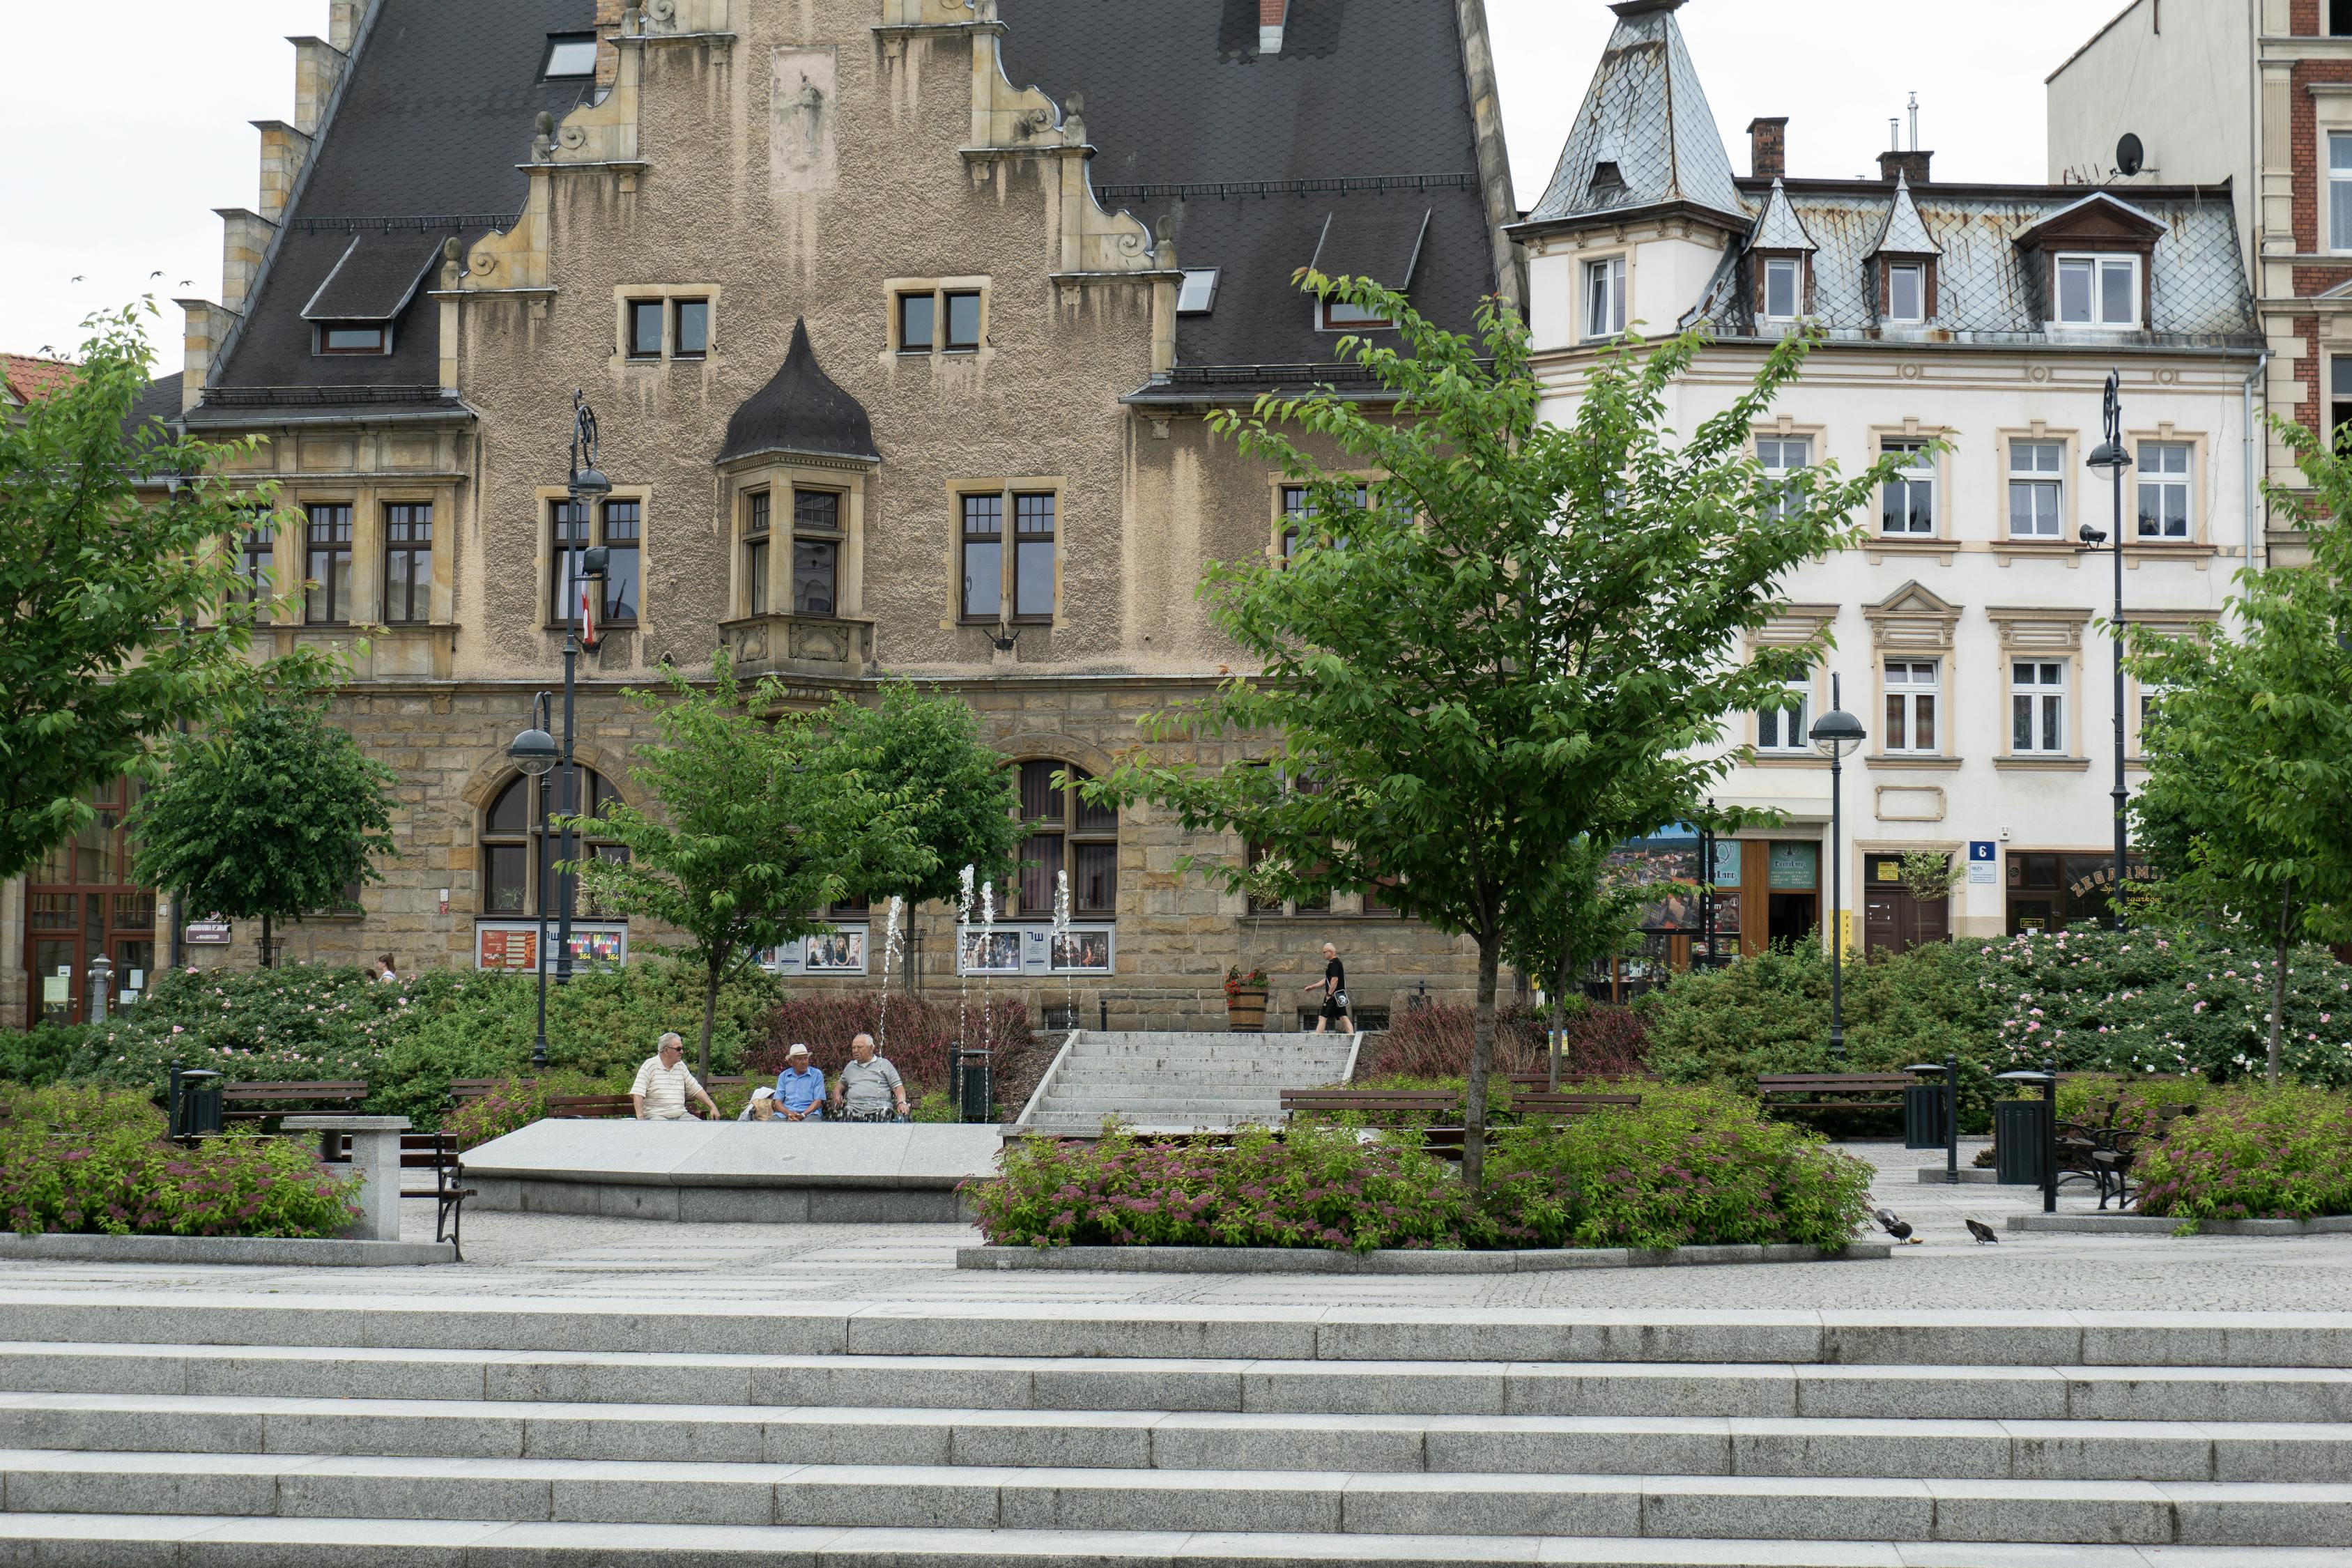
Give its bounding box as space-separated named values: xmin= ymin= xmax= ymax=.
xmin=1017 ymin=760 xmax=1116 ymax=916
xmin=480 ymin=768 xmax=628 ymax=915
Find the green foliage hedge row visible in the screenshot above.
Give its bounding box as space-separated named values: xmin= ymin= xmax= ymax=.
xmin=974 ymin=1085 xmax=1873 ymax=1252
xmin=2135 ymin=1086 xmax=2352 ymax=1223
xmin=1 ymin=1085 xmax=360 ymax=1238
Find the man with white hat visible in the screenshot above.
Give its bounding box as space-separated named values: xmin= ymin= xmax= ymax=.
xmin=754 ymin=1043 xmax=827 ymax=1122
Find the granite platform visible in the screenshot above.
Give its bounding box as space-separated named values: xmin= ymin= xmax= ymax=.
xmin=458 ymin=1118 xmax=1005 ymax=1223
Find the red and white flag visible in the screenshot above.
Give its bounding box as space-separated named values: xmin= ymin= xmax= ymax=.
xmin=576 ymin=573 xmax=599 ymax=648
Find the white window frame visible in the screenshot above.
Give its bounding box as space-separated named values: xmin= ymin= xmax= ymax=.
xmin=2333 ymin=132 xmax=2352 ymax=253
xmin=1584 ymin=255 xmax=1627 ymax=341
xmin=1886 ymin=262 xmax=1925 ymax=323
xmin=1757 ymin=435 xmax=1811 ymax=519
xmin=1762 ymin=258 xmax=1801 ymax=322
xmin=1880 ymin=440 xmax=1936 ymax=535
xmin=2135 ymin=440 xmax=2192 ymax=540
xmin=2054 ymin=253 xmax=2139 ymax=328
xmin=2010 ymin=659 xmax=2068 ymax=755
xmin=1176 ymin=268 xmax=1220 ymax=314
xmin=1883 ymin=659 xmax=1942 ymax=755
xmin=2008 ymin=440 xmax=2066 ymax=539
xmin=1756 ymin=673 xmax=1814 ymax=754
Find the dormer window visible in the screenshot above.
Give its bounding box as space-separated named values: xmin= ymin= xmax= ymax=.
xmin=1588 ymin=161 xmax=1626 ymax=200
xmin=1887 ymin=263 xmax=1925 ymax=323
xmin=1762 ymin=258 xmax=1802 ymax=321
xmin=1321 ymin=297 xmax=1392 ymax=330
xmin=543 ymin=33 xmax=598 ymax=79
xmin=2056 ymin=254 xmax=2139 ymax=328
xmin=317 ymin=323 xmax=387 ymax=355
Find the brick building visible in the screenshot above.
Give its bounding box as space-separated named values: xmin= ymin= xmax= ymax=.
xmin=3 ymin=0 xmax=1520 ymax=1031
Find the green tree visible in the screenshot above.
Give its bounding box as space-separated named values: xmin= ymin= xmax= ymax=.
xmin=0 ymin=303 xmax=289 ymax=879
xmin=130 ymin=684 xmax=399 ymax=968
xmin=2125 ymin=419 xmax=2352 ymax=1083
xmin=822 ymin=679 xmax=1023 ymax=907
xmin=567 ymin=652 xmax=932 ymax=1080
xmin=1089 ymin=279 xmax=1898 ymax=1193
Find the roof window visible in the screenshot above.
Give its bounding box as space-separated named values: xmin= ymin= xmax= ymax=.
xmin=1176 ymin=269 xmax=1220 ymax=314
xmin=317 ymin=323 xmax=388 ymax=355
xmin=544 ymin=33 xmax=599 ymax=79
xmin=1588 ymin=161 xmax=1626 ymax=199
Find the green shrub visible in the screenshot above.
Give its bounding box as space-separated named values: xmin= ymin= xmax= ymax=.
xmin=0 ymin=1022 xmax=88 ymax=1088
xmin=972 ymin=1089 xmax=1873 ymax=1252
xmin=1979 ymin=928 xmax=2352 ymax=1086
xmin=0 ymin=1084 xmax=360 ymax=1238
xmin=2133 ymin=1085 xmax=2352 ymax=1222
xmin=442 ymin=1072 xmax=601 ymax=1151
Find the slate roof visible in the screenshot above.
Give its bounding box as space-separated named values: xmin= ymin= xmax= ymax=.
xmin=1521 ymin=0 xmax=1744 ymax=231
xmin=997 ymin=0 xmax=1496 ymax=383
xmin=194 ymin=0 xmax=595 ymax=419
xmin=1750 ymin=181 xmax=1815 ymax=254
xmin=123 ymin=373 xmax=184 ymax=443
xmin=1692 ymin=180 xmax=2258 ymax=346
xmin=718 ymin=319 xmax=879 ymax=467
xmin=1870 ymin=172 xmax=1939 ymax=257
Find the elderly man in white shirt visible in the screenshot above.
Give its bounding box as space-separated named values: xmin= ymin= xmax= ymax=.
xmin=629 ymin=1033 xmax=721 ymax=1121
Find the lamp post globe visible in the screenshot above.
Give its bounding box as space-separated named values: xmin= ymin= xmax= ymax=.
xmin=507 ymin=727 xmax=558 ymax=777
xmin=1808 ymin=683 xmax=1867 ymax=1059
xmin=567 ymin=463 xmax=612 ymax=502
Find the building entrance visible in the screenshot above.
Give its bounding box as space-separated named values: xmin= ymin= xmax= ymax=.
xmin=23 ymin=778 xmax=158 ymax=1027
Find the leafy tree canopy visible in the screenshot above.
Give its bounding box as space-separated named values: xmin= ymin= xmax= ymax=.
xmin=821 ymin=678 xmax=1023 ymax=908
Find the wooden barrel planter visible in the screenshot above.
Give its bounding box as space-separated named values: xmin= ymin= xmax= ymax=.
xmin=1226 ymin=985 xmax=1268 ymax=1032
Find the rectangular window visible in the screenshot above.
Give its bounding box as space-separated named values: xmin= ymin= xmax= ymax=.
xmin=2011 ymin=659 xmax=2067 ymax=755
xmin=383 ymin=503 xmax=431 ymax=624
xmin=1887 ymin=263 xmax=1924 ymax=323
xmin=1321 ymin=298 xmax=1392 ymax=330
xmin=319 ymin=323 xmax=386 ymax=354
xmin=960 ymin=494 xmax=1003 ymax=620
xmin=1883 ymin=659 xmax=1942 ymax=754
xmin=236 ymin=517 xmax=275 ymax=618
xmin=2136 ymin=440 xmax=2192 ymax=539
xmin=303 ymin=503 xmax=353 ymax=625
xmin=1880 ymin=441 xmax=1935 ymax=535
xmin=2334 ymin=132 xmax=2352 ymax=252
xmin=1757 ymin=436 xmax=1811 ymax=519
xmin=626 ymin=300 xmax=664 ymax=358
xmin=1762 ymin=257 xmax=1801 ymax=321
xmin=1176 ymin=268 xmax=1220 ymax=314
xmin=2335 ymin=0 xmax=2352 ymax=35
xmin=600 ymin=500 xmax=640 ymax=623
xmin=1585 ymin=256 xmax=1626 ymax=339
xmin=672 ymin=298 xmax=709 ymax=358
xmin=2055 ymin=255 xmax=2138 ymax=326
xmin=898 ymin=293 xmax=935 ymax=353
xmin=1757 ymin=675 xmax=1813 ymax=753
xmin=1280 ymin=484 xmax=1309 ymax=560
xmin=743 ymin=491 xmax=771 ymax=617
xmin=549 ymin=499 xmax=590 ymax=624
xmin=543 ymin=33 xmax=598 ymax=77
xmin=791 ymin=489 xmax=839 ymax=617
xmin=2008 ymin=440 xmax=2066 ymax=538
xmin=2334 ymin=358 xmax=2352 ymax=453
xmin=1013 ymin=492 xmax=1055 ymax=620
xmin=944 ymin=291 xmax=981 ymax=351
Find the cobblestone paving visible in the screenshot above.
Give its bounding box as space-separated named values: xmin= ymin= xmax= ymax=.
xmin=4 ymin=1143 xmax=2349 ymax=1312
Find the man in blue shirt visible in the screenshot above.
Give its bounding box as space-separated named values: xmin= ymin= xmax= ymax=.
xmin=761 ymin=1043 xmax=826 ymax=1122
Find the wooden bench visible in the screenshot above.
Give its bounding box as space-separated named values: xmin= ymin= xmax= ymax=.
xmin=1513 ymin=1092 xmax=1643 ymax=1117
xmin=1280 ymin=1089 xmax=1461 ymax=1117
xmin=543 ymin=1093 xmax=639 ymax=1119
xmin=1505 ymin=1071 xmax=1661 ymax=1089
xmin=319 ymin=1129 xmax=474 ymax=1259
xmin=452 ymin=1075 xmax=748 ymax=1107
xmin=221 ymin=1081 xmax=369 ymax=1123
xmin=1755 ymin=1073 xmax=1913 ymax=1118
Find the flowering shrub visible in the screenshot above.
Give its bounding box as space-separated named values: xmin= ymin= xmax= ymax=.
xmin=0 ymin=1085 xmax=359 ymax=1238
xmin=971 ymin=1086 xmax=1871 ymax=1252
xmin=1981 ymin=929 xmax=2352 ymax=1086
xmin=747 ymin=992 xmax=1031 ymax=1099
xmin=440 ymin=1071 xmax=601 ymax=1151
xmin=1224 ymin=966 xmax=1269 ymax=997
xmin=2132 ymin=1086 xmax=2352 ymax=1222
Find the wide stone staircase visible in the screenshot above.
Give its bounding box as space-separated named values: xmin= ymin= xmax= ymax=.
xmin=0 ymin=1293 xmax=2348 ymax=1563
xmin=1017 ymin=1029 xmax=1356 ymax=1137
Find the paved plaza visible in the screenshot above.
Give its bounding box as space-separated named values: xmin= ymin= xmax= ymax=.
xmin=2 ymin=1144 xmax=2348 ymax=1314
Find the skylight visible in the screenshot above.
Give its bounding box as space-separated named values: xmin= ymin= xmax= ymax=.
xmin=544 ymin=34 xmax=599 ymax=79
xmin=1176 ymin=268 xmax=1220 ymax=314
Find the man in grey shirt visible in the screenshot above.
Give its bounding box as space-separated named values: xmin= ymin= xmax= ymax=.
xmin=832 ymin=1031 xmax=909 ymax=1122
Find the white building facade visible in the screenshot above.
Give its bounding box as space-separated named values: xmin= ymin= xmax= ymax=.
xmin=1516 ymin=0 xmax=2263 ymax=951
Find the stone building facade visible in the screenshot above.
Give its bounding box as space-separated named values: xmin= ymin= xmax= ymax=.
xmin=4 ymin=0 xmax=1520 ymax=1031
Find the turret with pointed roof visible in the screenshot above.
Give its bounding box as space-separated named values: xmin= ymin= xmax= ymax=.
xmin=1516 ymin=0 xmax=1747 ymax=236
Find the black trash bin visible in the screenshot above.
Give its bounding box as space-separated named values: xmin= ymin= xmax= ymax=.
xmin=1994 ymin=1097 xmax=2050 ymax=1186
xmin=169 ymin=1067 xmax=224 ymax=1141
xmin=955 ymin=1050 xmax=993 ymax=1124
xmin=1903 ymin=1083 xmax=1949 ymax=1150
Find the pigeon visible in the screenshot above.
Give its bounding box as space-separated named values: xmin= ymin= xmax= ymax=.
xmin=1965 ymin=1218 xmax=2000 ymax=1245
xmin=1873 ymin=1207 xmax=1916 ymax=1243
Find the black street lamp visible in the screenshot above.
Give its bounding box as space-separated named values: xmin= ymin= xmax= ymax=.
xmin=2083 ymin=369 xmax=2132 ymax=929
xmin=555 ymin=391 xmax=610 ymax=997
xmin=507 ymin=705 xmax=558 ymax=1068
xmin=1808 ymin=675 xmax=1867 ymax=1059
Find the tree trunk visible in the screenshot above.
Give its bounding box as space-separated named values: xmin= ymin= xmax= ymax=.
xmin=1462 ymin=937 xmax=1501 ymax=1201
xmin=259 ymin=912 xmax=273 ymax=971
xmin=699 ymin=954 xmax=723 ymax=1087
xmin=2268 ymin=885 xmax=2293 ymax=1087
xmin=1551 ymin=946 xmax=1576 ymax=1091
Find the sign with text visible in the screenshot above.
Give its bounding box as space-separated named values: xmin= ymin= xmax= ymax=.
xmin=183 ymin=921 xmax=232 ymax=945
xmin=1968 ymin=841 xmax=1999 ymax=885
xmin=955 ymin=925 xmax=1116 ymax=977
xmin=473 ymin=921 xmax=628 ymax=971
xmin=764 ymin=926 xmax=870 ymax=976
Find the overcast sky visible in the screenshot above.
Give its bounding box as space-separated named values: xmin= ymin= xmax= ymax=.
xmin=0 ymin=0 xmax=2129 ymax=362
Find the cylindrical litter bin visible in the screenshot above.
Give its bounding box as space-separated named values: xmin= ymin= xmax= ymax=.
xmin=1903 ymin=1082 xmax=1949 ymax=1150
xmin=169 ymin=1068 xmax=224 ymax=1141
xmin=1994 ymin=1097 xmax=2050 ymax=1186
xmin=957 ymin=1050 xmax=993 ymax=1124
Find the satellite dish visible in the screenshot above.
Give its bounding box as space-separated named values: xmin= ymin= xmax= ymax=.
xmin=2116 ymin=133 xmax=2145 ymax=178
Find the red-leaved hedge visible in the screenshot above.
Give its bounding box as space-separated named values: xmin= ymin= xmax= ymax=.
xmin=1367 ymin=1002 xmax=1648 ymax=1082
xmin=748 ymin=993 xmax=1031 ymax=1092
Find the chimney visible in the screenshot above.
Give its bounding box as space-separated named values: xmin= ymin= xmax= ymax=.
xmin=1748 ymin=117 xmax=1788 ymax=181
xmin=1260 ymin=0 xmax=1286 ymax=56
xmin=1877 ymin=149 xmax=1932 ymax=185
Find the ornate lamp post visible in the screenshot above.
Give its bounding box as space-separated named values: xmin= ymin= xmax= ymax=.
xmin=2083 ymin=369 xmax=2132 ymax=928
xmin=555 ymin=391 xmax=610 ymax=992
xmin=1808 ymin=676 xmax=1867 ymax=1059
xmin=506 ymin=708 xmax=558 ymax=1069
